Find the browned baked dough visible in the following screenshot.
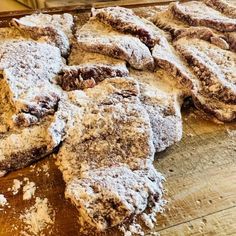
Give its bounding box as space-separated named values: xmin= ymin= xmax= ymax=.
xmin=11 ymin=13 xmax=74 ymax=56
xmin=76 ymin=19 xmax=154 ymax=71
xmin=57 ymin=77 xmax=164 ymax=231
xmin=175 ymin=37 xmax=236 ymax=121
xmin=92 ymin=6 xmax=170 ymax=47
xmin=204 ymin=0 xmax=236 ymax=18
xmin=0 ymin=40 xmax=68 ymax=176
xmin=59 ymin=45 xmax=129 ymax=91
xmin=130 ymin=69 xmax=185 ymax=152
xmin=171 ymin=1 xmax=236 ymax=32
xmin=151 ymin=8 xmax=229 ymax=50
xmin=152 ymin=38 xmax=196 ymax=91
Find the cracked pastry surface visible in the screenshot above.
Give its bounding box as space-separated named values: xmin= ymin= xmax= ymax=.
xmin=0 ymin=40 xmax=68 ymax=176
xmin=76 ymin=19 xmax=154 ymax=70
xmin=58 ymin=45 xmax=129 ymax=91
xmin=92 ymin=6 xmax=170 ymax=47
xmin=204 ymin=0 xmax=236 ymax=18
xmin=171 ymin=1 xmax=236 ymax=32
xmin=130 ymin=69 xmax=184 ymax=152
xmin=11 ymin=13 xmax=74 ymax=56
xmin=175 ymin=37 xmax=236 ymax=121
xmin=56 ymin=77 xmax=165 ymax=230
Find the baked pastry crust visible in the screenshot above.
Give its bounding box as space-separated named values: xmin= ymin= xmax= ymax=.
xmin=171 ymin=1 xmax=236 ymax=32
xmin=76 ymin=19 xmax=154 ymax=70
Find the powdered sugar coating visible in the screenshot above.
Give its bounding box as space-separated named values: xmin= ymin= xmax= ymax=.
xmin=66 ymin=166 xmax=164 ymax=231
xmin=130 ymin=69 xmax=183 ymax=152
xmin=92 ymin=6 xmax=169 ymax=47
xmin=175 ymin=37 xmax=236 ymax=121
xmin=15 ymin=13 xmax=74 ymax=39
xmin=0 ymin=100 xmax=68 ymax=174
xmin=69 ymin=43 xmax=128 ymax=66
xmin=175 ymin=37 xmax=236 ymax=102
xmin=204 ymin=0 xmax=236 ymax=18
xmin=57 ymin=77 xmax=154 ymax=182
xmin=151 ymin=8 xmax=229 ymax=50
xmin=11 ymin=13 xmax=74 ymax=56
xmin=152 ymin=37 xmax=196 ymax=91
xmin=56 ymin=78 xmax=166 ymax=231
xmin=171 ymin=1 xmax=236 ymax=32
xmin=76 ymin=19 xmax=154 ymax=70
xmin=0 ymin=40 xmax=64 ymax=122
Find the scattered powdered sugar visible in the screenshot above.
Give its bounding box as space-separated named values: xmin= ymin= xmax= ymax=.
xmin=42 ymin=163 xmax=49 ymax=173
xmin=147 ymin=232 xmax=160 ymax=236
xmin=41 ymin=163 xmax=50 ymax=177
xmin=129 ymin=223 xmax=145 ymax=235
xmin=8 ymin=178 xmax=36 ymax=200
xmin=120 ymin=222 xmax=144 ymax=236
xmin=20 ymin=197 xmax=55 ymax=236
xmin=30 ymin=162 xmax=50 ymax=177
xmin=30 ymin=165 xmax=36 ymax=172
xmin=10 ymin=179 xmax=23 ymax=195
xmin=23 ymin=178 xmax=36 ymax=200
xmin=0 ymin=170 xmax=6 ymax=177
xmin=0 ymin=194 xmax=7 ymax=208
xmin=141 ymin=213 xmax=154 ymax=229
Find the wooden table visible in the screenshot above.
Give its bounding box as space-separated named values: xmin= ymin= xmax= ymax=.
xmin=0 ymin=0 xmax=28 ymax=12
xmin=0 ymin=107 xmax=236 ymax=236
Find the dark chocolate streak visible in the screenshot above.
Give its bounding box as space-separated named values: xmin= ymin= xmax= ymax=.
xmin=58 ymin=65 xmax=128 ymax=91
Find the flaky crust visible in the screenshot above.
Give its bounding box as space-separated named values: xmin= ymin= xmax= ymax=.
xmin=76 ymin=19 xmax=154 ymax=70
xmin=175 ymin=37 xmax=236 ymax=121
xmin=171 ymin=1 xmax=236 ymax=32
xmin=92 ymin=6 xmax=170 ymax=47
xmin=204 ymin=0 xmax=236 ymax=18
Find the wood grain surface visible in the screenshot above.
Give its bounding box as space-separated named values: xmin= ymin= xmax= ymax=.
xmin=0 ymin=107 xmax=236 ymax=236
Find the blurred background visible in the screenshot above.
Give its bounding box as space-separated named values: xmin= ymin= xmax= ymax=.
xmin=0 ymin=0 xmax=173 ymax=11
xmin=0 ymin=0 xmax=28 ymax=11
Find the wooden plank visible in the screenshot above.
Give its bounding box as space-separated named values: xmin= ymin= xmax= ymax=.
xmin=153 ymin=111 xmax=236 ymax=231
xmin=0 ymin=0 xmax=28 ymax=12
xmin=156 ymin=110 xmax=236 ymax=178
xmin=158 ymin=206 xmax=236 ymax=236
xmin=154 ymin=162 xmax=236 ymax=231
xmin=46 ymin=0 xmax=176 ymax=8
